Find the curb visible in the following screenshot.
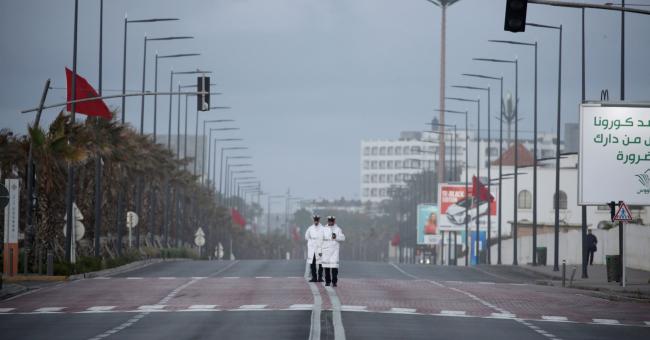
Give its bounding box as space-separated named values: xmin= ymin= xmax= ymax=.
xmin=68 ymin=257 xmax=189 ymax=280
xmin=0 ymin=283 xmax=28 ymax=301
xmin=2 ymin=275 xmax=68 ymax=283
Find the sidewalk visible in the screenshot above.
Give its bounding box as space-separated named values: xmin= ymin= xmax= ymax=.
xmin=501 ymin=264 xmax=650 ymax=301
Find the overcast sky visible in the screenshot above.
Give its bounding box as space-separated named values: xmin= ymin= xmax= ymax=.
xmin=1 ymin=0 xmax=649 ymax=203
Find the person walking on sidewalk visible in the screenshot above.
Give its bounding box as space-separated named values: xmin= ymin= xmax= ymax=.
xmin=587 ymin=229 xmax=598 ymax=266
xmin=321 ymin=216 xmax=345 ymax=287
xmin=305 ymin=215 xmax=324 ymax=282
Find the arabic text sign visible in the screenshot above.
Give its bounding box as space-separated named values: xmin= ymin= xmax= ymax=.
xmin=579 ymin=104 xmax=650 ymax=205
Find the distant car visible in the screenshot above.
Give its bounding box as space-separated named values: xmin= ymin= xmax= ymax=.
xmin=446 ymin=196 xmax=489 ymax=225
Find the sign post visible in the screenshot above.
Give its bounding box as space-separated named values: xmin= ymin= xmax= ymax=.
xmin=194 ymin=227 xmax=205 ymax=258
xmin=612 ymin=201 xmax=633 ymax=287
xmin=3 ymin=179 xmax=20 ymax=276
xmin=126 ymin=211 xmax=139 ymax=248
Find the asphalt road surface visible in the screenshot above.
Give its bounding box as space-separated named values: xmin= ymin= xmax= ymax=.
xmin=1 ymin=260 xmax=649 ymax=340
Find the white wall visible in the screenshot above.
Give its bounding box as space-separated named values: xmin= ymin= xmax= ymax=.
xmin=490 ymin=224 xmax=650 ymax=271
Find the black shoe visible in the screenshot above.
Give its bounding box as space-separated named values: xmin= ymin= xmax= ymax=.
xmin=325 ymin=282 xmax=330 ymax=286
xmin=332 ymin=282 xmax=337 ymax=287
xmin=318 ymin=279 xmax=324 ymax=282
xmin=308 ymin=279 xmax=317 ymax=282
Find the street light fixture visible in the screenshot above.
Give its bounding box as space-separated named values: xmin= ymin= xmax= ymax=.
xmin=527 ymin=22 xmax=563 ymax=272
xmin=473 ymin=57 xmax=519 ymax=265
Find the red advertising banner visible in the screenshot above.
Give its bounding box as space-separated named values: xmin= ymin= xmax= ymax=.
xmin=438 ymin=183 xmax=497 ymax=232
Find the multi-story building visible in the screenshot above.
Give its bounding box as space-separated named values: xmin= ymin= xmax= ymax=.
xmin=360 ymin=127 xmax=566 ymax=204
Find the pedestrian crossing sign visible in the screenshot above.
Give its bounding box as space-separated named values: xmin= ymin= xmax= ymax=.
xmin=613 ymin=202 xmax=633 ymax=222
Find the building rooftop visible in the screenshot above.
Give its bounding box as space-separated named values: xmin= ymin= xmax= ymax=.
xmin=491 ymin=143 xmax=534 ymax=167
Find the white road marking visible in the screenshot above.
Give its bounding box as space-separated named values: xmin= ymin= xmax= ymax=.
xmin=389 ymin=262 xmax=419 ymax=280
xmin=325 ymin=286 xmax=347 ymax=340
xmin=593 ymin=319 xmax=620 ymax=325
xmin=542 ymin=316 xmax=568 ymax=322
xmin=390 ymin=307 xmax=417 ymax=314
xmin=86 ymin=306 xmax=116 ymax=312
xmin=255 ymin=276 xmax=272 ymax=279
xmin=187 ymin=305 xmax=218 ymax=310
xmin=223 ymin=276 xmax=239 ymax=279
xmin=137 ymin=305 xmax=166 ymax=311
xmin=0 ymin=308 xmax=16 ymax=313
xmin=191 ymin=277 xmax=207 ymax=280
xmin=477 ymin=282 xmax=496 ymax=285
xmin=238 ymin=304 xmax=267 ymax=309
xmin=491 ymin=312 xmax=517 ymax=319
xmin=440 ymin=310 xmax=467 ymax=316
xmin=34 ymin=307 xmax=65 ymax=313
xmin=290 ymin=304 xmax=314 ymax=310
xmin=125 ymin=277 xmax=142 ymax=280
xmin=341 ymin=305 xmax=367 ymax=311
xmin=158 ymin=277 xmax=176 ymax=280
xmin=645 ymin=321 xmax=650 ymax=326
xmin=308 ymin=282 xmax=322 ymax=340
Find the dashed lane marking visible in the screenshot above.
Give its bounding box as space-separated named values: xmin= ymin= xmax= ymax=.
xmin=289 ymin=304 xmax=313 ymax=310
xmin=137 ymin=305 xmax=166 ymax=311
xmin=34 ymin=307 xmax=65 ymax=313
xmin=593 ymin=319 xmax=620 ymax=325
xmin=542 ymin=316 xmax=568 ymax=322
xmin=645 ymin=321 xmax=650 ymax=326
xmin=491 ymin=312 xmax=517 ymax=319
xmin=85 ymin=306 xmax=116 ymax=312
xmin=125 ymin=277 xmax=142 ymax=280
xmin=223 ymin=276 xmax=239 ymax=279
xmin=390 ymin=308 xmax=416 ymax=314
xmin=158 ymin=277 xmax=176 ymax=280
xmin=255 ymin=276 xmax=272 ymax=279
xmin=238 ymin=304 xmax=267 ymax=310
xmin=0 ymin=308 xmax=16 ymax=313
xmin=440 ymin=310 xmax=467 ymax=316
xmin=341 ymin=305 xmax=367 ymax=312
xmin=187 ymin=305 xmax=218 ymax=310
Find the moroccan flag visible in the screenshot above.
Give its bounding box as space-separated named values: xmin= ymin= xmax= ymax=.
xmin=231 ymin=208 xmax=247 ymax=227
xmin=391 ymin=232 xmax=400 ymax=246
xmin=472 ymin=176 xmax=494 ymax=202
xmin=65 ymin=68 xmax=112 ymax=119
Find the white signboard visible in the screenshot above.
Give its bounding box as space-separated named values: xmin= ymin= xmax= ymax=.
xmin=579 ymin=104 xmax=650 ymax=205
xmin=3 ymin=179 xmax=19 ymax=243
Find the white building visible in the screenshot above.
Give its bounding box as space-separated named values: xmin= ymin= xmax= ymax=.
xmin=360 ymin=128 xmax=562 ymax=203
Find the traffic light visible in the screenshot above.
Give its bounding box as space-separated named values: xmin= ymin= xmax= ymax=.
xmin=504 ymin=0 xmax=528 ymax=32
xmin=197 ymin=76 xmax=210 ymax=111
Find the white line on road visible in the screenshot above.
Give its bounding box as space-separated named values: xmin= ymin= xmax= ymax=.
xmin=440 ymin=310 xmax=467 ymax=316
xmin=390 ymin=307 xmax=417 ymax=314
xmin=158 ymin=277 xmax=176 ymax=280
xmin=0 ymin=308 xmax=16 ymax=313
xmin=645 ymin=321 xmax=650 ymax=326
xmin=255 ymin=276 xmax=272 ymax=279
xmin=325 ymin=286 xmax=347 ymax=340
xmin=85 ymin=306 xmax=116 ymax=312
xmin=137 ymin=305 xmax=166 ymax=311
xmin=388 ymin=262 xmax=419 ymax=280
xmin=34 ymin=307 xmax=65 ymax=313
xmin=223 ymin=276 xmax=239 ymax=279
xmin=307 ymin=282 xmax=322 ymax=340
xmin=238 ymin=305 xmax=267 ymax=310
xmin=125 ymin=277 xmax=142 ymax=280
xmin=187 ymin=305 xmax=218 ymax=310
xmin=593 ymin=319 xmax=620 ymax=325
xmin=289 ymin=304 xmax=313 ymax=310
xmin=542 ymin=316 xmax=568 ymax=322
xmin=341 ymin=305 xmax=367 ymax=311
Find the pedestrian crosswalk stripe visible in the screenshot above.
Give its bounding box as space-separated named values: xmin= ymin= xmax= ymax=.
xmin=223 ymin=276 xmax=239 ymax=279
xmin=255 ymin=276 xmax=272 ymax=279
xmin=191 ymin=277 xmax=207 ymax=280
xmin=341 ymin=305 xmax=367 ymax=311
xmin=491 ymin=312 xmax=516 ymax=318
xmin=86 ymin=306 xmax=116 ymax=312
xmin=0 ymin=308 xmax=15 ymax=313
xmin=593 ymin=319 xmax=619 ymax=325
xmin=289 ymin=304 xmax=313 ymax=310
xmin=187 ymin=305 xmax=218 ymax=310
xmin=440 ymin=310 xmax=466 ymax=316
xmin=137 ymin=305 xmax=166 ymax=311
xmin=34 ymin=307 xmax=65 ymax=313
xmin=644 ymin=321 xmax=650 ymax=326
xmin=238 ymin=304 xmax=267 ymax=309
xmin=390 ymin=308 xmax=416 ymax=313
xmin=158 ymin=277 xmax=176 ymax=280
xmin=126 ymin=277 xmax=142 ymax=280
xmin=542 ymin=316 xmax=568 ymax=322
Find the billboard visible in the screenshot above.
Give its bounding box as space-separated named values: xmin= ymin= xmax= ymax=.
xmin=579 ymin=104 xmax=650 ymax=205
xmin=437 ymin=183 xmax=497 ymax=232
xmin=416 ymin=204 xmax=441 ymax=245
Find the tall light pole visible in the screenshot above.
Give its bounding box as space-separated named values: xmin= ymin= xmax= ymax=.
xmin=201 ymin=120 xmax=235 ymax=183
xmin=207 ymin=137 xmax=242 ymax=190
xmin=153 ymin=53 xmax=200 ymax=142
xmin=139 ymin=35 xmax=193 ymax=134
xmin=452 ymin=85 xmax=492 ymax=264
xmin=215 ymin=147 xmax=248 ymax=195
xmin=179 ymin=83 xmax=218 ymax=169
xmin=527 ymin=22 xmax=562 ymax=271
xmin=473 ymin=57 xmax=518 ymax=265
xmin=488 ymin=39 xmax=539 ymax=265
xmin=121 ymin=16 xmax=178 ymax=124
xmin=424 ymin=0 xmax=462 ymax=183
xmin=436 ymin=108 xmax=469 ymax=265
xmin=267 ymin=195 xmax=285 ymax=235
xmin=445 ymin=96 xmax=480 ymax=265
xmin=194 ymin=105 xmax=230 ymax=175
xmin=167 ymin=70 xmax=212 ymax=150
xmin=462 ymin=73 xmax=504 ymax=264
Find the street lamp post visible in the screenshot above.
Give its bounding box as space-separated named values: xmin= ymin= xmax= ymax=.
xmin=527 ymin=22 xmax=562 ymax=272
xmin=435 ymin=108 xmax=469 ymax=265
xmin=488 ymin=39 xmax=539 ymax=266
xmin=214 ymin=147 xmax=248 ymax=196
xmin=167 ymin=70 xmax=212 ymax=150
xmin=201 ymin=120 xmax=235 ymax=182
xmin=445 ymin=97 xmax=480 ymax=265
xmin=473 ymin=57 xmax=518 ymax=265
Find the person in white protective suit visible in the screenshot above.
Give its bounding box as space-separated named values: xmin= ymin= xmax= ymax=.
xmin=305 ymin=214 xmax=324 ymax=282
xmin=321 ymin=216 xmax=345 ymax=287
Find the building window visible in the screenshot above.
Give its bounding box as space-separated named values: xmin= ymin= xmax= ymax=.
xmin=388 ymin=174 xmax=394 ymax=183
xmin=411 ymin=146 xmax=420 ymax=154
xmin=518 ymin=190 xmax=532 ymax=209
xmin=380 ymin=188 xmax=387 ymax=197
xmin=380 ymin=147 xmax=386 ymax=155
xmin=371 ymin=174 xmax=377 ymax=183
xmin=553 ymin=191 xmax=568 ymax=210
xmin=395 ymin=147 xmax=402 ymax=155
xmin=395 ymin=161 xmax=402 ymax=169
xmin=387 ymin=147 xmax=394 ymax=155
xmin=404 ymin=146 xmax=410 ymax=155
xmin=364 ymin=147 xmax=370 ymax=156
xmin=379 ymin=161 xmax=386 ymax=169
xmin=396 ymin=174 xmax=402 ymax=181
xmin=371 ymin=188 xmax=377 ymax=197
xmin=379 ymin=174 xmax=386 ymax=183
xmin=364 ymin=161 xmax=369 ymax=169
xmin=387 ymin=161 xmax=393 ymax=169
xmin=363 ymin=188 xmax=369 ymax=196
xmin=371 ymin=147 xmax=378 ymax=155
xmin=371 ymin=161 xmax=378 ymax=169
